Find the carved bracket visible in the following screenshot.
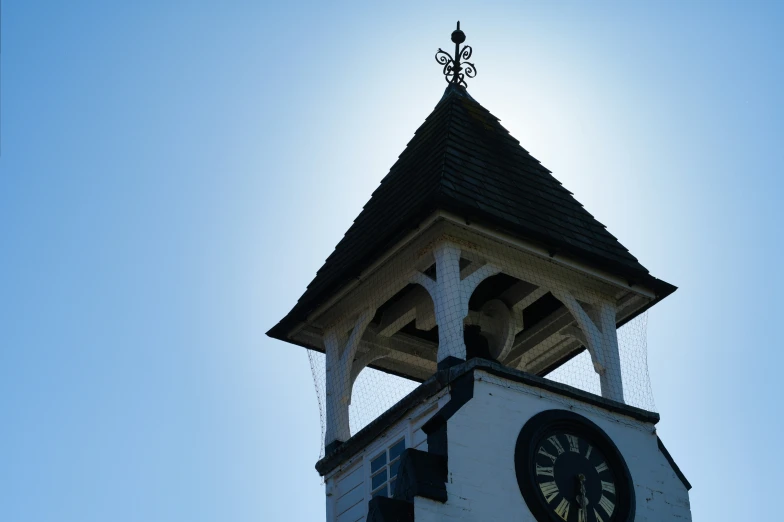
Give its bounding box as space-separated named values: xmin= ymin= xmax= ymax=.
xmin=553 ymin=290 xmax=624 ymax=403
xmin=323 ymin=309 xmax=374 ymax=446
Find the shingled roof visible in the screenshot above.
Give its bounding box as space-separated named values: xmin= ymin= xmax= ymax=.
xmin=269 ymin=84 xmax=670 ymax=339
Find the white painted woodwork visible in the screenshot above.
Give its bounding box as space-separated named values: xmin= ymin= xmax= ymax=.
xmin=307 ymin=218 xmax=649 ymax=449
xmin=377 ymin=286 xmax=432 ymax=338
xmin=305 ymin=194 xmax=676 ymax=522
xmin=505 ymin=307 xmax=574 ymax=368
xmin=510 ymin=287 xmax=549 ymax=331
xmin=553 ymin=290 xmax=624 ymax=403
xmin=309 ymin=222 xmax=450 ymax=336
xmin=377 ymin=258 xmax=498 ymax=340
xmin=596 ymin=300 xmax=624 ymax=403
xmin=436 ymin=211 xmax=656 ymax=299
xmin=411 ymin=242 xmax=500 ymax=363
xmin=292 ymin=219 xmax=652 ymax=388
xmin=333 ymin=463 xmax=365 ymax=522
xmin=296 ymin=323 xmax=437 ymax=383
xmin=302 ymin=214 xmax=653 ymax=340
xmin=349 ymin=344 xmax=390 ymax=385
xmin=324 ymin=309 xmax=374 ymax=446
xmin=359 ymin=327 xmax=434 ymax=378
xmin=517 ymin=336 xmax=576 ymax=373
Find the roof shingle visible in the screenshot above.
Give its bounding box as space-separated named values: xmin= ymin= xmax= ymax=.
xmin=269 ymin=84 xmax=666 ymax=339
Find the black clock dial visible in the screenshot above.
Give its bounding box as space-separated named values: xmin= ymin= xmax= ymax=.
xmin=534 ymin=432 xmax=617 ymax=522
xmin=515 ymin=410 xmax=634 ymax=522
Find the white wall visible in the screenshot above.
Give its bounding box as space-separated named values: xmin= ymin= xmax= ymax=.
xmin=415 ymin=370 xmax=691 ymax=522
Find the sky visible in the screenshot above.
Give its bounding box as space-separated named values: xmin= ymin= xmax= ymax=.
xmin=1 ymin=1 xmax=783 ymax=521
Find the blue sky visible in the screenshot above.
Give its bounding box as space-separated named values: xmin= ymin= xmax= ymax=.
xmin=1 ymin=1 xmax=782 ymax=520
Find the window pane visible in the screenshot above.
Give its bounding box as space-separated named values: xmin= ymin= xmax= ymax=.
xmin=389 ymin=459 xmax=400 ymax=478
xmin=389 ymin=478 xmax=397 ymax=497
xmin=389 ymin=439 xmax=406 ymax=461
xmin=372 ymin=486 xmax=388 ymax=499
xmin=371 ymin=469 xmax=388 ymax=490
xmin=370 ymin=452 xmax=386 ymax=473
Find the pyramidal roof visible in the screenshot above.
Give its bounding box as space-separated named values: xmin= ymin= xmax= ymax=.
xmin=269 ymin=84 xmax=672 ymax=339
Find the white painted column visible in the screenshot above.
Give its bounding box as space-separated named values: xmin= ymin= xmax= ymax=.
xmin=432 ymin=243 xmax=465 ymax=361
xmin=323 ymin=310 xmax=373 ymax=447
xmin=412 ymin=242 xmax=500 ymax=364
xmin=597 ymin=300 xmax=624 ymax=403
xmin=553 ymin=290 xmax=624 ymax=403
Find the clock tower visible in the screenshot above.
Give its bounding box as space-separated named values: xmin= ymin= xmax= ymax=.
xmin=268 ymin=23 xmax=691 ymax=522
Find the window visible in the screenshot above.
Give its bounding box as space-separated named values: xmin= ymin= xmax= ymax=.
xmin=369 ymin=438 xmax=406 ymax=498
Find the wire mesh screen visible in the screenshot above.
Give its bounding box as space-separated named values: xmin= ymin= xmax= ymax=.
xmin=303 ymin=237 xmax=659 ymax=459
xmin=544 ymin=312 xmax=653 ymax=411
xmin=308 ymin=350 xmax=419 ymax=459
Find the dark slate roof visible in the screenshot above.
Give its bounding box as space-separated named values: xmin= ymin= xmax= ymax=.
xmin=269 ymin=84 xmax=673 ymax=340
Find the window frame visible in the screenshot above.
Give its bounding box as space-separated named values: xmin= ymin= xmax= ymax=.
xmin=364 ymin=426 xmax=411 ymax=503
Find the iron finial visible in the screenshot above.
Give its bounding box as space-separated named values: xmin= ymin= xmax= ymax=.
xmin=435 ymin=21 xmax=477 ymax=88
xmin=451 ymin=21 xmax=466 ymax=44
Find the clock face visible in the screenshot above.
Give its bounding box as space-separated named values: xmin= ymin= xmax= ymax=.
xmin=534 ymin=432 xmax=617 ymax=522
xmin=515 ymin=410 xmax=634 ymax=522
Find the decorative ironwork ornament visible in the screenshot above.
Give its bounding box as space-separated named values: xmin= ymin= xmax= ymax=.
xmin=435 ymin=21 xmax=477 ymax=87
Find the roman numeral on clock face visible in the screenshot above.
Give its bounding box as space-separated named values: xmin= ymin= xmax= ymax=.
xmin=585 ymin=445 xmax=593 ymax=460
xmin=547 ymin=435 xmax=565 ymax=455
xmin=535 ymin=464 xmax=555 ymax=477
xmin=594 ymin=509 xmax=605 ymax=522
xmin=554 ymin=497 xmax=570 ymax=521
xmin=595 ymin=461 xmax=609 ymax=473
xmin=565 ymin=434 xmax=580 ymax=453
xmin=538 ymin=446 xmax=558 ymax=464
xmin=601 ymin=480 xmax=615 ymax=494
xmin=539 ymin=481 xmax=560 ymax=503
xmin=598 ymin=495 xmax=615 ymax=517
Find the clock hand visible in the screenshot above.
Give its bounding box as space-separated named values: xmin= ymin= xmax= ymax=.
xmin=576 ymin=474 xmax=589 ymax=521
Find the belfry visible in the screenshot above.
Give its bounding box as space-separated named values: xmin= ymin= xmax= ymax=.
xmin=268 ymin=23 xmax=692 ymax=522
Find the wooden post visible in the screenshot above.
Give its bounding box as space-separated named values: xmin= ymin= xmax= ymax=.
xmin=324 ymin=309 xmax=373 ymax=448
xmin=412 ymin=242 xmax=500 ymax=365
xmin=553 ymin=290 xmax=624 ymax=403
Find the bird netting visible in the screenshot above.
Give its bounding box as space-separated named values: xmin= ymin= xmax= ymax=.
xmin=301 ymin=235 xmax=659 ymax=460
